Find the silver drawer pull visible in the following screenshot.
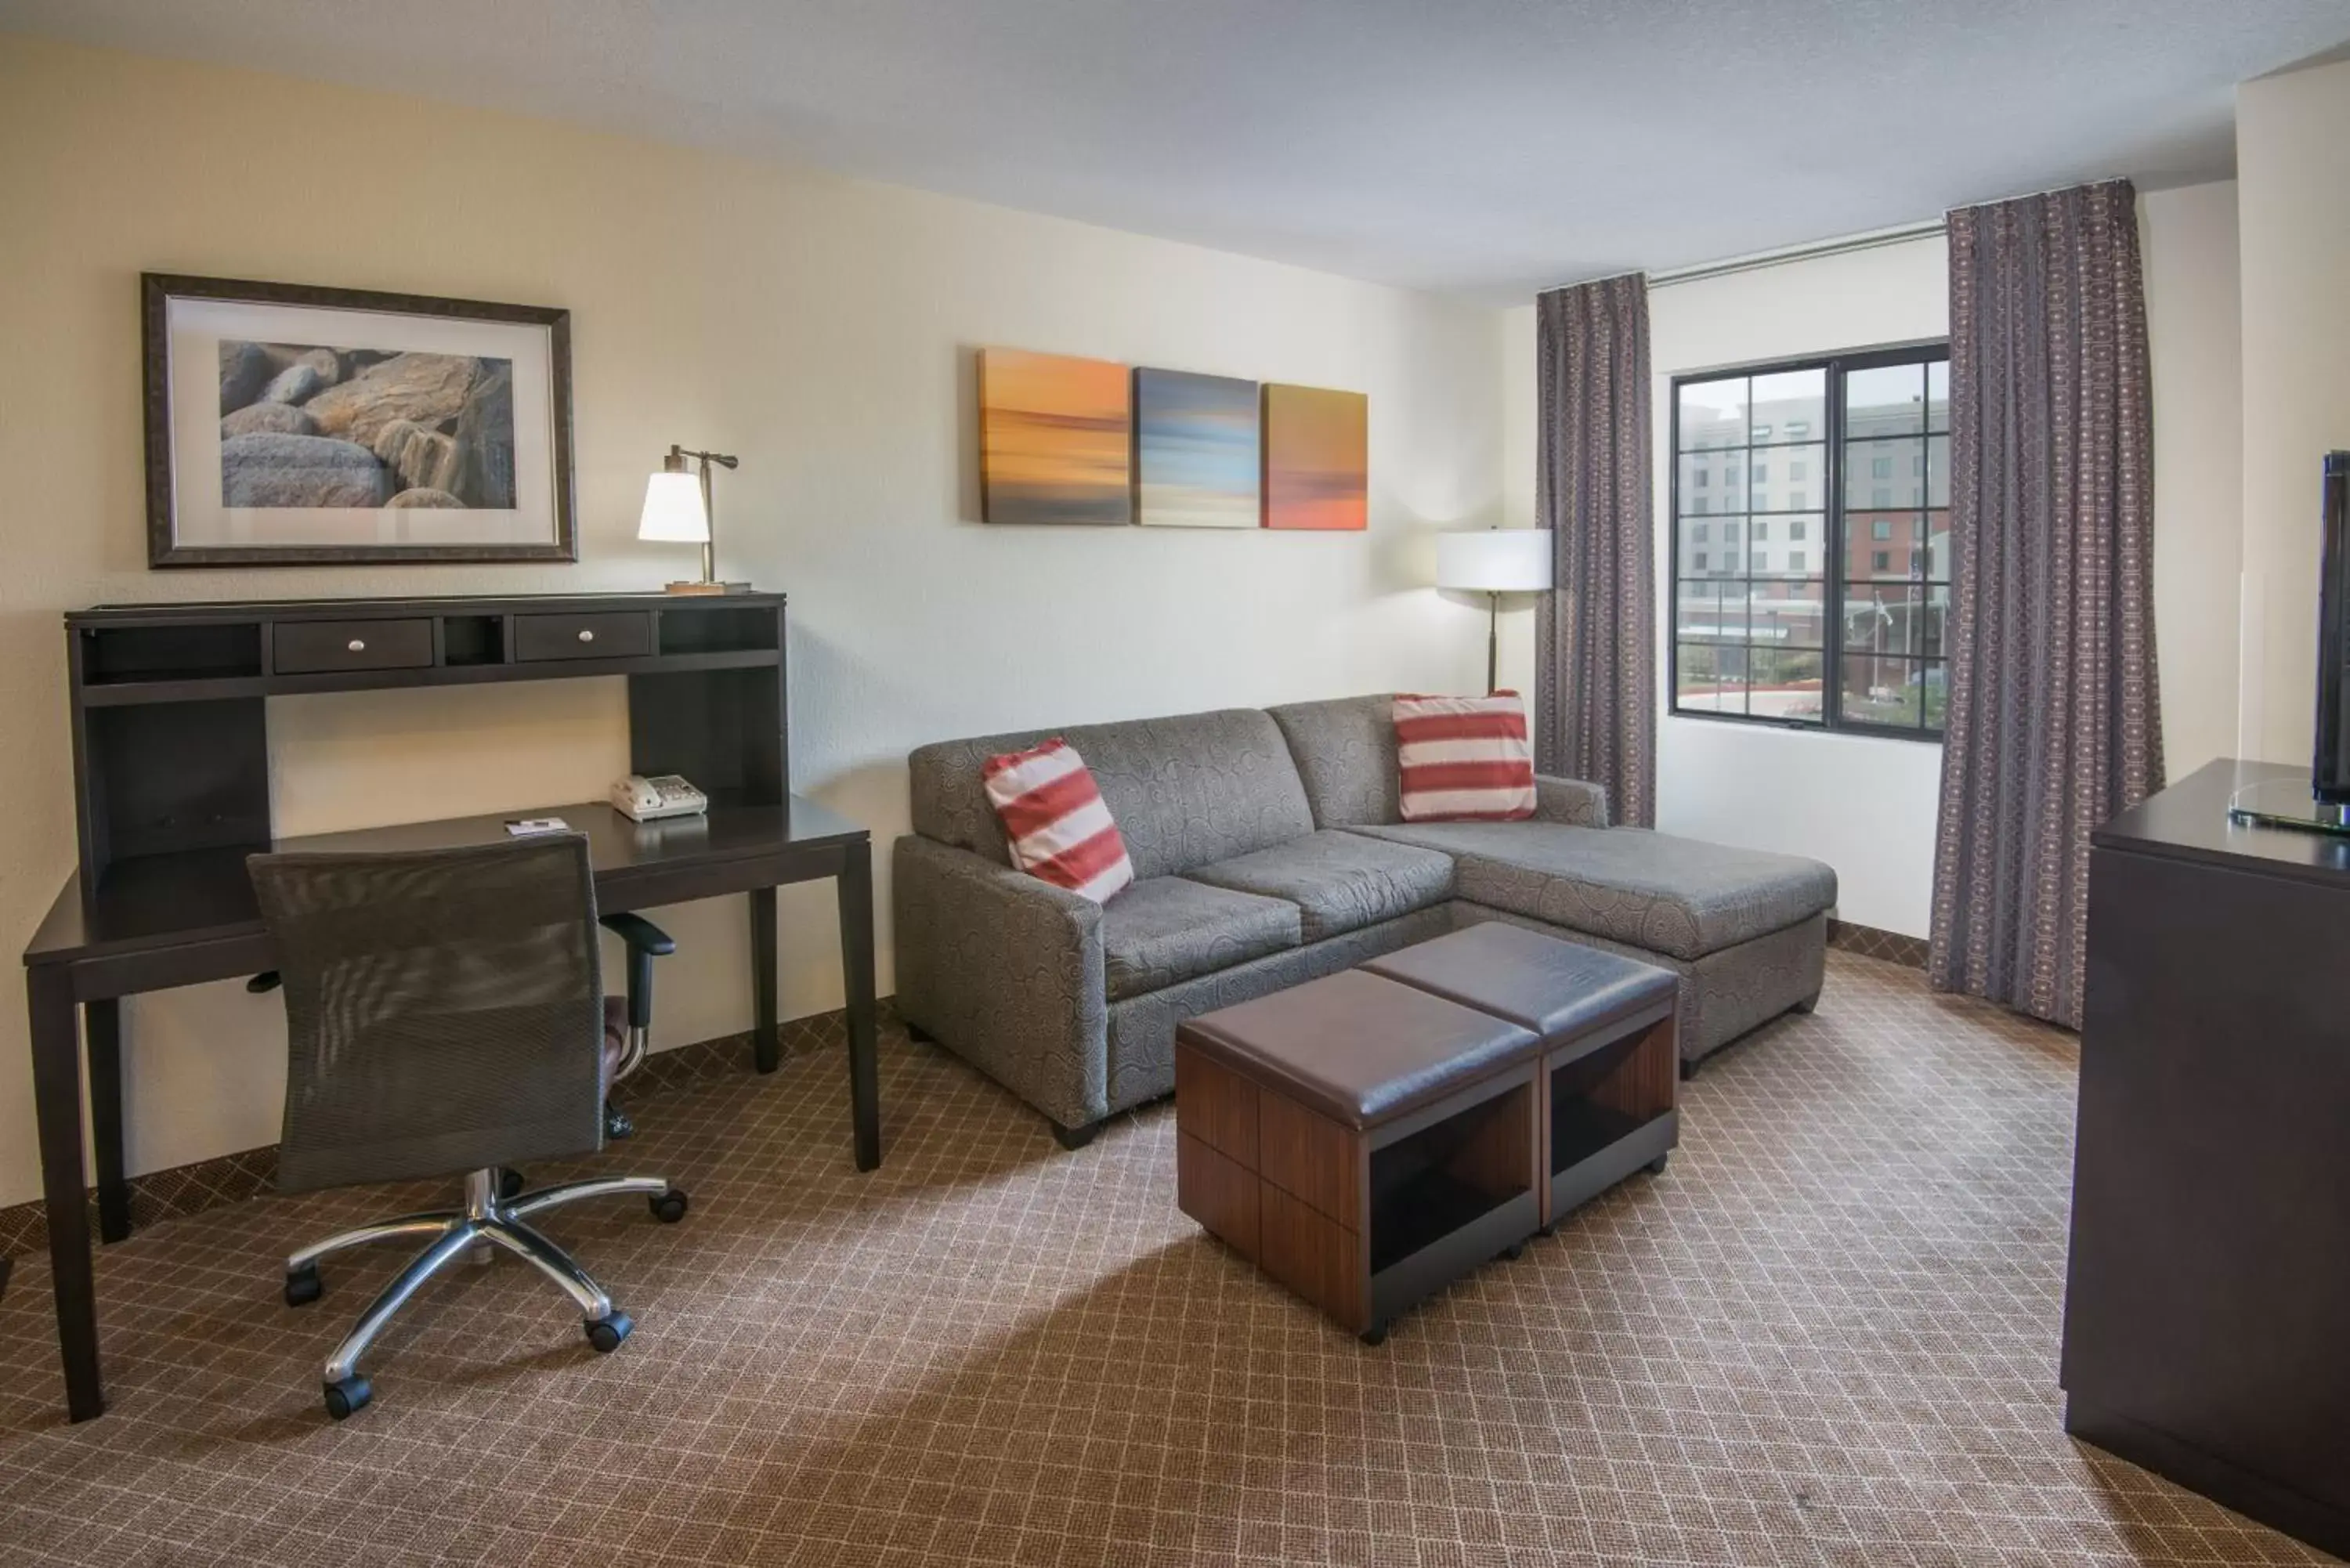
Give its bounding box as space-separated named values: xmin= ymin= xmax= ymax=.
xmin=577 ymin=629 xmax=595 ymax=643
xmin=346 ymin=638 xmax=366 ymax=652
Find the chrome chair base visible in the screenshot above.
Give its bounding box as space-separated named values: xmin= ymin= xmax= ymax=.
xmin=287 ymin=1165 xmax=686 ymax=1418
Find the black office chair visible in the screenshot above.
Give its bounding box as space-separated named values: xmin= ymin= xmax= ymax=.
xmin=248 ymin=834 xmax=690 ymax=1420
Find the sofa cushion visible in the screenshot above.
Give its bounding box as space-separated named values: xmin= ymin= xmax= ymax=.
xmin=982 ymin=738 xmax=1135 ymax=901
xmin=1183 ymin=829 xmax=1455 ymax=942
xmin=1266 ymin=694 xmax=1401 ymax=828
xmin=1348 ymin=822 xmax=1836 ymax=961
xmin=1101 ymin=876 xmax=1302 ymax=1003
xmin=910 ymin=708 xmax=1316 ymax=880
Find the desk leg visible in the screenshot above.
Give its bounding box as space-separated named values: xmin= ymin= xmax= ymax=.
xmin=750 ymin=887 xmax=779 ymax=1074
xmin=837 ymin=840 xmax=880 ymax=1172
xmin=27 ymin=966 xmax=103 ymax=1422
xmin=86 ymin=999 xmax=130 ymax=1244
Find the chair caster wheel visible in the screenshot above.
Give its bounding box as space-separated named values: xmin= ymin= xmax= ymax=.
xmin=324 ymin=1375 xmax=371 ymax=1420
xmin=497 ymin=1167 xmax=526 ymax=1201
xmin=649 ymin=1189 xmax=689 ymax=1224
xmin=586 ymin=1313 xmax=634 ymax=1353
xmin=604 ymin=1099 xmax=634 ymax=1140
xmin=284 ymin=1264 xmax=323 ymax=1307
xmin=1647 ymin=1153 xmax=1670 ymax=1175
xmin=1359 ymin=1323 xmax=1388 ymax=1347
xmin=1499 ymin=1241 xmax=1527 ymax=1262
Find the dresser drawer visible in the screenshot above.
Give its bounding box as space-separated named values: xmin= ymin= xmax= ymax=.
xmin=273 ymin=618 xmax=434 ymax=675
xmin=515 ymin=611 xmax=652 ymax=662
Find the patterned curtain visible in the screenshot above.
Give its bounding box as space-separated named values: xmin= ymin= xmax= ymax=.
xmin=1929 ymin=179 xmax=2164 ymax=1028
xmin=1535 ymin=274 xmax=1656 ymax=826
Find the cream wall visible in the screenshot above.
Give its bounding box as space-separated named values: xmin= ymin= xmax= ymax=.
xmin=1499 ymin=183 xmax=2246 ymax=939
xmin=0 ymin=35 xmax=1504 ymax=1209
xmin=2237 ymin=56 xmax=2350 ymax=765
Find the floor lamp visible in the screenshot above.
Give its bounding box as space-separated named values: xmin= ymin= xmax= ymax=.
xmin=1437 ymin=529 xmax=1554 ymax=693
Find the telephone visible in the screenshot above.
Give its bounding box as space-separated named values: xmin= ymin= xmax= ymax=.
xmin=611 ymin=773 xmax=708 ymax=822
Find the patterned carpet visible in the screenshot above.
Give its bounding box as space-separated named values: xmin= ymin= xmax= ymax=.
xmin=0 ymin=953 xmax=2333 ymax=1566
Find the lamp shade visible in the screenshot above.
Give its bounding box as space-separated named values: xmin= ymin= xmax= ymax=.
xmin=638 ymin=471 xmax=710 ymax=543
xmin=1436 ymin=529 xmax=1553 ymax=593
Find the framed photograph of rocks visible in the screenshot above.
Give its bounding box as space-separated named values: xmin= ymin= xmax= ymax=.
xmin=143 ymin=273 xmax=575 ymax=566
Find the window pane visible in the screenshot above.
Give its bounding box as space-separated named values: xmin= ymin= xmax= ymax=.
xmin=1847 ymin=363 xmax=1927 ymax=437
xmin=1922 ymin=660 xmax=1947 ymax=729
xmin=1679 ymin=453 xmax=1744 ymax=513
xmin=1748 ymin=369 xmax=1826 ymax=446
xmin=1749 ymin=578 xmax=1826 ymax=649
xmin=1676 ymin=643 xmax=1745 ymax=714
xmin=1748 ymin=515 xmax=1823 ymax=579
xmin=1845 ymin=438 xmax=1927 ymax=510
xmin=1678 ymin=379 xmax=1748 ymax=452
xmin=1844 ymin=581 xmax=1948 ymax=657
xmin=1750 ymin=649 xmax=1825 ymax=724
xmin=1841 ymin=653 xmax=1925 ymax=728
xmin=1750 ymin=442 xmax=1824 ymax=512
xmin=1676 ymin=580 xmax=1741 ymax=643
xmin=1846 ymin=518 xmax=1917 ymax=580
xmin=1923 ymin=511 xmax=1953 ymax=579
xmin=1926 ymin=434 xmax=1950 ymax=508
xmin=1926 ymin=360 xmax=1950 ymax=433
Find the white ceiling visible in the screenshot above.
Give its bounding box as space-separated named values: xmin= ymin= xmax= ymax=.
xmin=6 ymin=0 xmax=2349 ymax=300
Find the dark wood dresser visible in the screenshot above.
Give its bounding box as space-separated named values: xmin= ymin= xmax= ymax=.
xmin=2069 ymin=758 xmax=2350 ymax=1559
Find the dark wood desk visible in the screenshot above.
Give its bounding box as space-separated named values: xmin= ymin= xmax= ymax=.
xmin=2068 ymin=759 xmax=2350 ymax=1559
xmin=20 ymin=591 xmax=881 ymax=1424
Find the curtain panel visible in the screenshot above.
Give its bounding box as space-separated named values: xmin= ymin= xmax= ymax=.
xmin=1929 ymin=178 xmax=2164 ymax=1028
xmin=1534 ymin=273 xmax=1656 ymax=826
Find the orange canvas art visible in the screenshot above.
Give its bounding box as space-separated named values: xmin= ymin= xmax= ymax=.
xmin=1262 ymin=383 xmax=1368 ymax=530
xmin=978 ymin=349 xmax=1133 ymax=525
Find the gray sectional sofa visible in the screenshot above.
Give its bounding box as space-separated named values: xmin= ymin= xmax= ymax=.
xmin=894 ymin=695 xmax=1835 ymax=1144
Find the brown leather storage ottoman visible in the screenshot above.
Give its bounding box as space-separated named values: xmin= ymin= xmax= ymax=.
xmin=1174 ymin=969 xmax=1544 ymax=1344
xmin=1364 ymin=923 xmax=1679 ymax=1231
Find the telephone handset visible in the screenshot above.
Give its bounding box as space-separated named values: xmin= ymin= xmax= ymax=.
xmin=611 ymin=774 xmax=708 ymax=822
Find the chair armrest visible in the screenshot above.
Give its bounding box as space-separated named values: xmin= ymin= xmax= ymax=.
xmin=599 ymin=912 xmax=674 ymax=1032
xmin=598 ymin=912 xmax=676 ymax=956
xmin=1533 ymin=774 xmax=1609 ymax=828
xmin=892 ymin=835 xmax=1110 ymax=1128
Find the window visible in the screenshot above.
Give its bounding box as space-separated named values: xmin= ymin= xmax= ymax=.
xmin=1672 ymin=343 xmax=1950 ymax=736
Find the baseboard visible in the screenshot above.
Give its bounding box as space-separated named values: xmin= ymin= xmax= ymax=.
xmin=1827 ymin=919 xmax=1929 ymax=969
xmin=0 ymin=1000 xmax=886 ymax=1264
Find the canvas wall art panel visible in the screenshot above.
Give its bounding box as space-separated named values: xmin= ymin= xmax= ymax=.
xmin=1262 ymin=383 xmax=1368 ymax=531
xmin=145 ymin=273 xmax=574 ymax=566
xmin=1133 ymin=367 xmax=1260 ymax=529
xmin=979 ymin=348 xmax=1133 ymax=525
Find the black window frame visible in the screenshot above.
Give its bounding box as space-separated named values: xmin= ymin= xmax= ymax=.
xmin=1668 ymin=341 xmax=1951 ymax=741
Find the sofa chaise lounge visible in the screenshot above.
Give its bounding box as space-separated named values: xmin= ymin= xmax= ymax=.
xmin=895 ymin=695 xmax=1835 ymax=1145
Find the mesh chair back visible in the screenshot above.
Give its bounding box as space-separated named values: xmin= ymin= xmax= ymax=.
xmin=249 ymin=835 xmax=608 ymax=1193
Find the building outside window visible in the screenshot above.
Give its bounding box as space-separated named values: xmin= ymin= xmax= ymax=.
xmin=1672 ymin=345 xmax=1950 ymax=736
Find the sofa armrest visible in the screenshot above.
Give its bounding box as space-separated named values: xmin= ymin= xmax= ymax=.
xmin=1532 ymin=774 xmax=1609 ymax=828
xmin=891 ymin=835 xmax=1111 ymax=1129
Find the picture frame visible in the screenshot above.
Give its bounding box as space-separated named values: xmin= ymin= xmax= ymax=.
xmin=143 ymin=273 xmax=577 ymax=567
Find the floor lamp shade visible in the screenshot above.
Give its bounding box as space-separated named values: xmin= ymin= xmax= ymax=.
xmin=1436 ymin=529 xmax=1553 ymax=594
xmin=1437 ymin=529 xmax=1553 ymax=693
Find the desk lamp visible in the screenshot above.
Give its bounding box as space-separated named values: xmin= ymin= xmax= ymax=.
xmin=639 ymin=445 xmax=748 ymax=594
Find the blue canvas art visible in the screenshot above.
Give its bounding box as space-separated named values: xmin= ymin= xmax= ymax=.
xmin=1134 ymin=367 xmax=1260 ymax=529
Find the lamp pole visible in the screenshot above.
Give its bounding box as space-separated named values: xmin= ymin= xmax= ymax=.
xmin=665 ymin=443 xmax=739 ymax=587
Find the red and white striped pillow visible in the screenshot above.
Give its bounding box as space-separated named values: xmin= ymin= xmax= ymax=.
xmin=1394 ymin=692 xmax=1537 ymax=822
xmin=981 ymin=738 xmax=1136 ymax=902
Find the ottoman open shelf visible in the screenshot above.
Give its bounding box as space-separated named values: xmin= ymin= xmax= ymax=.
xmin=1175 ymin=970 xmax=1543 ymax=1343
